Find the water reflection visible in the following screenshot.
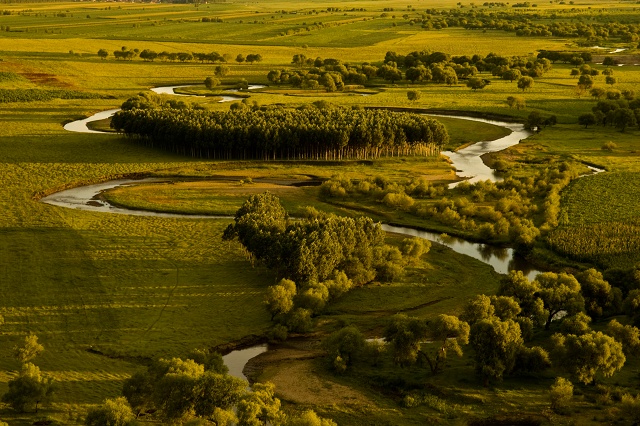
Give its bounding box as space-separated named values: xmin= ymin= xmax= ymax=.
xmin=429 ymin=114 xmax=532 ymax=188
xmin=382 ymin=224 xmax=539 ymax=280
xmin=222 ymin=344 xmax=268 ymax=381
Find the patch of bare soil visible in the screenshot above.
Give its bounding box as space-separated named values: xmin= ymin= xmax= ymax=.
xmin=21 ymin=72 xmax=71 ymax=88
xmin=245 ymin=346 xmax=373 ymax=406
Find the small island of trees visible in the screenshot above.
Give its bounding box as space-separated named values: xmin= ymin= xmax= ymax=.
xmin=111 ymin=97 xmax=449 ymax=160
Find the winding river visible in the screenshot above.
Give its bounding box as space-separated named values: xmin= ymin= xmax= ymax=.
xmin=54 ymin=86 xmax=549 ymax=376
xmin=56 ymin=89 xmax=539 ymax=275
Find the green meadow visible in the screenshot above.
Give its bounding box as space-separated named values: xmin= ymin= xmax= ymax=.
xmin=1 ymin=0 xmax=640 ymax=423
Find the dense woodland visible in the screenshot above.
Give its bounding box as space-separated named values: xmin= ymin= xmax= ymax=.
xmin=111 ymin=100 xmax=448 ymax=160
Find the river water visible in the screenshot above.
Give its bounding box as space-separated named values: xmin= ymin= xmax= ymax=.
xmin=150 ymin=84 xmax=266 ymax=103
xmin=64 ymin=85 xmax=267 ymax=134
xmin=432 ymin=114 xmax=531 ymax=188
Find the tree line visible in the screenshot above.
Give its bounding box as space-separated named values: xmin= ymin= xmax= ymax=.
xmin=412 ymin=7 xmax=640 ymax=43
xmin=97 ymin=47 xmax=262 ymax=64
xmin=267 ymin=51 xmax=551 ymax=93
xmin=578 ymin=88 xmax=640 ymax=132
xmin=111 ymin=100 xmax=449 ymax=160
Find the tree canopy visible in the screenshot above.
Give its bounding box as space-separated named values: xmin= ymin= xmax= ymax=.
xmin=112 ymin=105 xmax=449 ymax=160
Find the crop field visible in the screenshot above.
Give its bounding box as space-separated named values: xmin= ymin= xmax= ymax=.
xmin=2 ymin=0 xmax=640 ymax=423
xmin=546 ymin=172 xmax=640 ymax=269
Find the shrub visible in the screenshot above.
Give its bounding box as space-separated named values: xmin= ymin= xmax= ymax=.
xmin=550 ymin=377 xmax=573 ymax=414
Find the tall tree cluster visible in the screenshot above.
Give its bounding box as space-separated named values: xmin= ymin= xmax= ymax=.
xmin=112 ymin=104 xmax=448 ymax=160
xmin=223 ymin=192 xmax=390 ymax=285
xmin=223 ymin=193 xmax=426 ymax=332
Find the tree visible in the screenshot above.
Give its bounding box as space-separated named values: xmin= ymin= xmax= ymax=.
xmin=186 ymin=349 xmax=228 ymax=374
xmin=383 ymin=314 xmax=427 ymax=367
xmin=14 ymin=334 xmax=44 ymax=363
xmin=291 ymin=54 xmax=307 ymax=67
xmin=590 ymin=87 xmax=606 ymax=98
xmin=577 ymin=74 xmax=594 ymax=90
xmin=324 ymin=325 xmax=366 ymax=371
xmin=265 ymin=279 xmax=296 ymax=320
xmin=606 ymin=75 xmax=618 ymax=86
xmin=178 ymin=52 xmax=193 ymax=62
xmin=577 ymin=268 xmax=612 ymax=317
xmin=498 ymin=270 xmax=545 ymax=326
xmin=267 ymin=70 xmax=282 ymax=84
xmin=624 ymin=289 xmax=640 ymax=325
xmin=466 ymin=77 xmax=488 ymax=90
xmin=214 ymin=65 xmax=230 ymax=77
xmin=384 ymin=67 xmax=403 ymax=83
xmin=549 ymin=377 xmax=573 ymax=415
xmin=502 ymin=68 xmax=521 ymax=82
xmin=560 ymin=312 xmax=592 ymax=335
xmin=524 ymin=112 xmax=544 ymax=132
xmin=236 ymin=382 xmax=284 ymax=426
xmin=578 ymin=113 xmax=596 ymax=128
xmin=287 ymin=410 xmax=337 ymax=426
xmin=400 ymin=237 xmax=430 ymax=262
xmin=407 ymin=90 xmax=421 ymax=102
xmin=491 ymin=296 xmax=522 ymax=321
xmin=405 ymin=66 xmax=429 ymax=83
xmin=297 ymin=282 xmax=329 ymax=314
xmin=460 ymin=294 xmax=495 ymax=325
xmin=607 ymin=319 xmax=640 ymax=356
xmin=2 ymin=363 xmax=54 ymax=412
xmin=621 ymin=394 xmax=640 ymax=424
xmin=245 ymin=54 xmax=262 ymax=64
xmin=97 ymin=49 xmax=109 ymax=60
xmin=123 ymin=357 xmax=245 ymax=423
xmin=517 ymin=76 xmax=534 ymax=91
xmin=139 ymin=49 xmax=158 ymax=62
xmin=236 ymin=54 xmax=245 ymax=64
xmin=85 ymin=397 xmax=137 ymax=426
xmin=613 ymin=108 xmax=636 ymax=131
xmin=551 ymin=331 xmax=625 ymax=384
xmin=506 ymin=95 xmax=526 ymax=110
xmin=421 ymin=315 xmax=469 ymax=374
xmin=470 ymin=317 xmax=523 ymax=384
xmin=602 ymin=56 xmax=616 ymax=67
xmin=535 ymin=272 xmax=584 ymax=330
xmin=443 ymin=68 xmax=458 ymax=85
xmin=513 ymin=345 xmax=551 ymax=374
xmin=384 ymin=314 xmax=468 ymax=375
xmin=204 ymin=77 xmax=220 ymax=89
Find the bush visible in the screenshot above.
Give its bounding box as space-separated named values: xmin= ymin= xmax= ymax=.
xmin=550 ymin=377 xmax=573 ymax=414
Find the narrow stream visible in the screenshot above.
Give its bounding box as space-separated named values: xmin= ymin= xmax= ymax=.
xmin=150 ymin=84 xmax=266 ymax=103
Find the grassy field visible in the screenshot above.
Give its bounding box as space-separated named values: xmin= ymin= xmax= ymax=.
xmin=1 ymin=0 xmax=640 ymax=423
